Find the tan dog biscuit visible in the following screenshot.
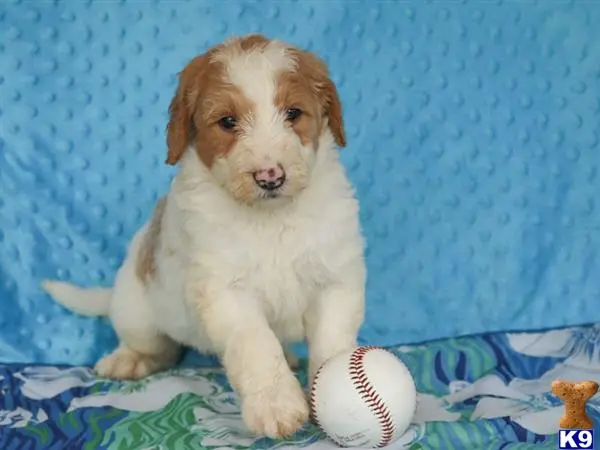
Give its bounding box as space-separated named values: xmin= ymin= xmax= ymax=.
xmin=551 ymin=379 xmax=599 ymax=429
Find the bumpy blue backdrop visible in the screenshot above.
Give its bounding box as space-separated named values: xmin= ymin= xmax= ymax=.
xmin=1 ymin=0 xmax=599 ymax=366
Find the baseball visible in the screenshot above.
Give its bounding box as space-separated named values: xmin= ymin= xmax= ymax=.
xmin=309 ymin=346 xmax=417 ymax=448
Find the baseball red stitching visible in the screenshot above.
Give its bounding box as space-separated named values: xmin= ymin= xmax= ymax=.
xmin=349 ymin=346 xmax=395 ymax=447
xmin=309 ymin=363 xmax=325 ymax=432
xmin=309 ymin=346 xmax=395 ymax=448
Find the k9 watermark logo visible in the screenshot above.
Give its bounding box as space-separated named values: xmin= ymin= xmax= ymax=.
xmin=558 ymin=429 xmax=594 ymax=449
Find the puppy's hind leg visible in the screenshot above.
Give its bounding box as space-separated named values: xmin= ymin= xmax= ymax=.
xmin=95 ymin=340 xmax=179 ymax=381
xmin=96 ymin=237 xmax=181 ymax=380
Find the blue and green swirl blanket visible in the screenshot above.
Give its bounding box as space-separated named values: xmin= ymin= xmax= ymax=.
xmin=2 ymin=323 xmax=599 ymax=449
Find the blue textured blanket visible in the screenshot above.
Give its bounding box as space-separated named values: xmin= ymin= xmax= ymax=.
xmin=1 ymin=1 xmax=600 ymax=368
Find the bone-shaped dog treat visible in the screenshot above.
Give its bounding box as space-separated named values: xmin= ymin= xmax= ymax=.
xmin=551 ymin=379 xmax=599 ymax=429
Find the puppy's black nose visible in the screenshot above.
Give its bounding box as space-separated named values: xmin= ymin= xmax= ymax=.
xmin=253 ymin=165 xmax=286 ymax=191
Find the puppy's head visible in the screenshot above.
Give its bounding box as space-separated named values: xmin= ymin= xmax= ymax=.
xmin=165 ymin=34 xmax=346 ymax=205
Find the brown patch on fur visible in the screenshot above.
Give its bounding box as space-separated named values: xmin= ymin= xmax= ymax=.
xmin=166 ymin=52 xmax=246 ymax=168
xmin=165 ymin=51 xmax=219 ymax=165
xmin=238 ymin=34 xmax=271 ymax=52
xmin=166 ymin=34 xmax=272 ymax=167
xmin=275 ymin=70 xmax=323 ymax=150
xmin=136 ymin=197 xmax=167 ymax=283
xmin=279 ymin=49 xmax=346 ymax=148
xmin=193 ymin=82 xmax=254 ymax=168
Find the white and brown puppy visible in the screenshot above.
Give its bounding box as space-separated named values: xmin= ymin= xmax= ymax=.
xmin=42 ymin=34 xmax=366 ymax=438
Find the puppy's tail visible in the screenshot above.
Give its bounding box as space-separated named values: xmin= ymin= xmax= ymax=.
xmin=41 ymin=280 xmax=111 ymax=317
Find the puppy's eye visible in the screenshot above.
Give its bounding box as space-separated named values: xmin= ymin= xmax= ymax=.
xmin=218 ymin=116 xmax=237 ymax=131
xmin=285 ymin=108 xmax=302 ymax=122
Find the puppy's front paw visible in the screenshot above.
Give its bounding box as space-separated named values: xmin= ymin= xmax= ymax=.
xmin=242 ymin=377 xmax=309 ymax=439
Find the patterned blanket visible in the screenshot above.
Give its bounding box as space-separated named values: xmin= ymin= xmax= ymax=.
xmin=1 ymin=323 xmax=598 ymax=450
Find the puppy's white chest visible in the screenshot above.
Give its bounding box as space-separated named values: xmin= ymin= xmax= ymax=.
xmin=251 ymin=242 xmax=319 ymax=341
xmin=241 ymin=234 xmax=317 ymax=304
xmin=218 ymin=222 xmax=325 ymax=329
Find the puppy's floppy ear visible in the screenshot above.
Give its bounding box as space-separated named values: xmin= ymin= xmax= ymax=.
xmin=292 ymin=49 xmax=347 ymax=148
xmin=165 ymin=55 xmax=206 ymax=165
xmin=321 ymin=78 xmax=346 ymax=148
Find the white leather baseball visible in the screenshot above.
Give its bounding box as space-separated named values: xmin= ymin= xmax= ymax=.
xmin=310 ymin=346 xmax=417 ymax=448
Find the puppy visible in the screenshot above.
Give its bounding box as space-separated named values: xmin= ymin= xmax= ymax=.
xmin=42 ymin=34 xmax=366 ymax=439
